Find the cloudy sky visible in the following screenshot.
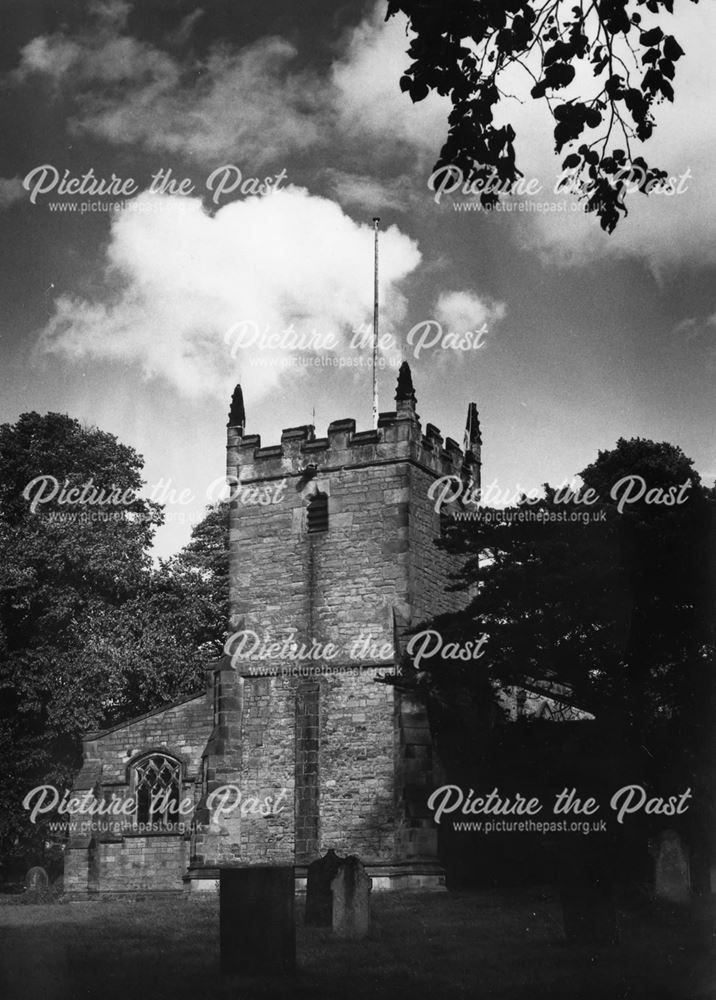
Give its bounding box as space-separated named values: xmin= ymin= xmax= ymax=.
xmin=1 ymin=0 xmax=714 ymax=557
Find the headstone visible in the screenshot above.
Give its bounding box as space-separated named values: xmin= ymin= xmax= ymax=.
xmin=655 ymin=829 xmax=690 ymax=903
xmin=220 ymin=866 xmax=295 ymax=975
xmin=331 ymin=856 xmax=371 ymax=940
xmin=305 ymin=849 xmax=343 ymax=926
xmin=24 ymin=866 xmax=49 ymax=896
xmin=558 ymin=847 xmax=618 ymax=945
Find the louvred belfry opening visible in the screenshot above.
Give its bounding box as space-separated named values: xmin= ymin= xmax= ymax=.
xmin=307 ymin=491 xmax=328 ymax=533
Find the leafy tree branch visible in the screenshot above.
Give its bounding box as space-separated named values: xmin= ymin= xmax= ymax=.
xmin=387 ymin=0 xmax=696 ymax=230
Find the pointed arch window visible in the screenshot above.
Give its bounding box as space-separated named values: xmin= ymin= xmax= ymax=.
xmin=133 ymin=753 xmax=181 ymax=828
xmin=307 ymin=492 xmax=329 ymax=534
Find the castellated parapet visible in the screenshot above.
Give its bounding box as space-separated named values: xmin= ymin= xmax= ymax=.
xmin=229 ymin=411 xmax=472 ymax=486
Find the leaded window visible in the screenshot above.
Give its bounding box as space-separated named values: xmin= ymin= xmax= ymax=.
xmin=134 ymin=754 xmax=181 ymax=828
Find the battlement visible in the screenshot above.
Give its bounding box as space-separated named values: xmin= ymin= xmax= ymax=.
xmin=226 ymin=362 xmax=481 ymax=486
xmin=232 ymin=417 xmax=469 ymax=485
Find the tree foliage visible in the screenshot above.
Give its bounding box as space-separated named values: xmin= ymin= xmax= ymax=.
xmin=406 ymin=438 xmax=714 ymax=768
xmin=387 ymin=0 xmax=698 ymax=231
xmin=95 ymin=502 xmax=230 ymax=716
xmin=0 ymin=413 xmax=228 ymax=855
xmin=0 ymin=412 xmax=161 ymax=851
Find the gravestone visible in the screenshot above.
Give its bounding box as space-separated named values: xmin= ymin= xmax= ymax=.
xmin=306 ymin=849 xmax=343 ymax=926
xmin=24 ymin=866 xmax=49 ymax=897
xmin=331 ymin=856 xmax=372 ymax=939
xmin=655 ymin=830 xmax=690 ymax=903
xmin=558 ymin=846 xmax=618 ymax=945
xmin=220 ymin=866 xmax=295 ymax=975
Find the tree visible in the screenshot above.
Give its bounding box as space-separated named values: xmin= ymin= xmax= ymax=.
xmin=83 ymin=502 xmax=230 ymax=718
xmin=406 ymin=481 xmax=625 ymax=767
xmin=580 ymin=440 xmax=715 ymax=890
xmin=167 ymin=499 xmax=230 ymax=646
xmin=0 ymin=415 xmax=231 ymax=857
xmin=405 ymin=438 xmax=714 ymax=762
xmin=0 ymin=412 xmax=163 ymax=855
xmin=387 ymin=0 xmax=698 ymax=231
xmin=0 ymin=415 xmax=233 ymax=856
xmin=403 ymin=438 xmax=714 ymax=886
xmin=579 ymin=439 xmax=714 ymax=734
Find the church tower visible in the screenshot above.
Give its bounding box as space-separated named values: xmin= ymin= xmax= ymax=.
xmin=190 ymin=366 xmax=481 ymax=889
xmin=61 ymin=374 xmax=585 ymax=900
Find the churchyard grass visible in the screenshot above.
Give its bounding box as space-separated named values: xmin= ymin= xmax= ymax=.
xmin=0 ymin=887 xmax=712 ymax=999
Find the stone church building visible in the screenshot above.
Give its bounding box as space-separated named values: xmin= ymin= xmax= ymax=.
xmin=64 ymin=365 xmax=581 ymax=897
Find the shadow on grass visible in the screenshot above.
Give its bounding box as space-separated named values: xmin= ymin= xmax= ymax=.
xmin=0 ymin=887 xmax=712 ymax=1000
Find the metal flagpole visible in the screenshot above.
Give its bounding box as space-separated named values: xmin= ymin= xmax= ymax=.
xmin=372 ymin=217 xmax=380 ymax=429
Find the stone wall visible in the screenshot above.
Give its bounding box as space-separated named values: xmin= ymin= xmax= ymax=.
xmin=295 ymin=679 xmax=321 ymax=862
xmin=223 ymin=399 xmax=475 ymax=877
xmin=65 ymin=692 xmax=212 ymax=897
xmin=221 ymin=674 xmax=297 ymax=865
xmin=408 ymin=462 xmax=467 ymax=623
xmin=95 ymin=836 xmax=189 ymax=893
xmin=87 ymin=693 xmax=212 ymax=784
xmin=318 ymin=669 xmax=397 ymax=862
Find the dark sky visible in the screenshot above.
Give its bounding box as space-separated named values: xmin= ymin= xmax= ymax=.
xmin=0 ymin=0 xmax=713 ymax=557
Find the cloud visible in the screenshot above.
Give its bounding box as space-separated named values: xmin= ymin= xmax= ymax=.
xmin=322 ymin=169 xmax=414 ymax=212
xmin=672 ymin=312 xmax=716 ymax=342
xmin=12 ymin=1 xmax=444 ymax=177
xmin=400 ymin=289 xmax=506 ymax=367
xmin=672 ymin=312 xmax=716 ymax=371
xmin=434 ymin=290 xmax=506 ymax=335
xmin=170 ymin=9 xmax=205 ymax=46
xmin=37 ymin=187 xmax=422 ymax=402
xmin=73 ymin=38 xmax=324 ymax=163
xmin=670 ymin=313 xmax=716 ymax=375
xmin=16 ymin=29 xmax=178 ymax=88
xmin=0 ymin=176 xmax=24 ymax=208
xmin=9 ymin=0 xmax=443 ymax=208
xmin=88 ymin=0 xmax=131 ymax=29
xmin=16 ymin=36 xmax=84 ymax=85
xmin=13 ymin=0 xmax=713 ymax=270
xmin=15 ymin=12 xmax=324 ymax=166
xmin=331 ymin=4 xmax=448 ymax=152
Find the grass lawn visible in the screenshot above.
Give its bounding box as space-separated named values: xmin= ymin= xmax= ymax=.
xmin=0 ymin=887 xmax=713 ymax=1000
